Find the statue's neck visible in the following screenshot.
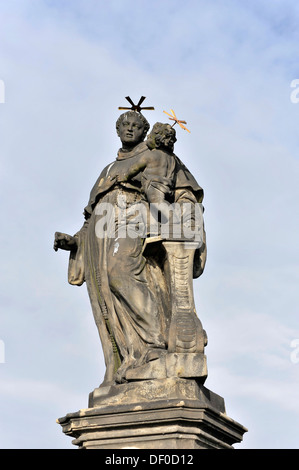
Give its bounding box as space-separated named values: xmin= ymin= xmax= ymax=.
xmin=117 ymin=141 xmax=147 ymax=160
xmin=121 ymin=143 xmax=136 ymax=152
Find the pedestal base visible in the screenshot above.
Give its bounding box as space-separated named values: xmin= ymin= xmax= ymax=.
xmin=125 ymin=353 xmax=207 ymax=381
xmin=58 ymin=378 xmax=247 ymax=449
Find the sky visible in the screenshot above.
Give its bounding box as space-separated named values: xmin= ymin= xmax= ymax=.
xmin=0 ymin=0 xmax=299 ymax=449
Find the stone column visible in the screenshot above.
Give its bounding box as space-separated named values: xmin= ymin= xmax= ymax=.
xmin=163 ymin=240 xmax=207 ymax=353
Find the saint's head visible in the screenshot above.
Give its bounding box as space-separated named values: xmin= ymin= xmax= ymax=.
xmin=116 ymin=111 xmax=150 ymax=150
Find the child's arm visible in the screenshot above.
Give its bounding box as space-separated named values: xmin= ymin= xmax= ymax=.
xmin=115 ymin=153 xmax=149 ymax=182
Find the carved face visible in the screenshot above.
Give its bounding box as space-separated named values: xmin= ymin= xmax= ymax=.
xmin=161 ymin=126 xmax=176 ymax=150
xmin=118 ymin=114 xmax=145 ymax=146
xmin=147 ymin=123 xmax=177 ymax=151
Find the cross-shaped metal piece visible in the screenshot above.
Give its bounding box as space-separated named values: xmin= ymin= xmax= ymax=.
xmin=163 ymin=109 xmax=190 ymax=133
xmin=118 ymin=96 xmax=155 ymax=113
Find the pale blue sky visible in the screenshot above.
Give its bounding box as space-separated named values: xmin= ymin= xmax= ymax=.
xmin=0 ymin=0 xmax=299 ymax=448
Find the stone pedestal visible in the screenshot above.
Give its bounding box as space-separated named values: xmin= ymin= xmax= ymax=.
xmin=58 ymin=238 xmax=247 ymax=449
xmin=57 ymin=378 xmax=247 ymax=449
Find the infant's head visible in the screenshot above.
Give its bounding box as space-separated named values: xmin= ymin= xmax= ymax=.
xmin=146 ymin=122 xmax=177 ymax=152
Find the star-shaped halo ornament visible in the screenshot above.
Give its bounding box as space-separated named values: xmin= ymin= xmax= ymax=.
xmin=163 ymin=109 xmax=190 ymax=133
xmin=118 ymin=96 xmax=155 ymax=113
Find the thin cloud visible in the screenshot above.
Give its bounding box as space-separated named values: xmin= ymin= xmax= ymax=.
xmin=1 ymin=0 xmax=298 ymax=449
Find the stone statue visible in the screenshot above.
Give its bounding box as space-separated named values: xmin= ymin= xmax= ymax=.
xmin=56 ymin=104 xmax=248 ymax=450
xmin=54 ymin=109 xmax=207 ymax=387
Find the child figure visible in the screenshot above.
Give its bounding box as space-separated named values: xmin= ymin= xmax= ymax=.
xmin=115 ymin=122 xmax=177 ymax=205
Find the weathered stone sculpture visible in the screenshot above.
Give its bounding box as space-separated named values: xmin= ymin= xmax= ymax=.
xmin=55 ymin=103 xmax=247 ymax=449
xmin=54 ymin=112 xmax=207 ymax=383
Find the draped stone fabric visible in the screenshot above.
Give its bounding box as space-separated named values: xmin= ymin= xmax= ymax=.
xmin=68 ymin=141 xmax=206 ymax=385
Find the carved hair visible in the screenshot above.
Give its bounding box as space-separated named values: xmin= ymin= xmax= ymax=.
xmin=146 ymin=122 xmax=177 ymax=151
xmin=116 ymin=111 xmax=150 ymax=138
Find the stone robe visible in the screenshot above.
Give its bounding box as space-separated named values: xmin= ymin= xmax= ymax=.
xmin=68 ymin=142 xmax=206 ymax=385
